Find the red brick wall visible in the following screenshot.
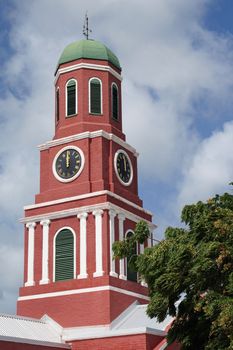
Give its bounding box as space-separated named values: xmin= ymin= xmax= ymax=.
xmin=71 ymin=333 xmax=163 ymax=350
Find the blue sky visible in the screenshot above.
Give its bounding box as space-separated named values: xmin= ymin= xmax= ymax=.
xmin=0 ymin=0 xmax=233 ymax=314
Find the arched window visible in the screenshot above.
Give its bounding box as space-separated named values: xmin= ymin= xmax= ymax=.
xmin=66 ymin=79 xmax=77 ymax=117
xmin=56 ymin=88 xmax=59 ymax=123
xmin=89 ymin=78 xmax=102 ymax=114
xmin=54 ymin=228 xmax=75 ymax=281
xmin=112 ymin=83 xmax=118 ymax=120
xmin=126 ymin=230 xmax=138 ymax=282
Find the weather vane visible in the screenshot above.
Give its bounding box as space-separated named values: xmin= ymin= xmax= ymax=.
xmin=83 ymin=12 xmax=92 ymax=40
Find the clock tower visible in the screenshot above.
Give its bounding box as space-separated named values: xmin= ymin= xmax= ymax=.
xmin=17 ymin=39 xmax=154 ymax=328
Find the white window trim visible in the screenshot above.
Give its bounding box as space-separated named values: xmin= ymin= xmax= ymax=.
xmin=111 ymin=82 xmax=119 ymax=120
xmin=53 ymin=226 xmax=77 ymax=282
xmin=65 ymin=78 xmax=78 ymax=117
xmin=56 ymin=87 xmax=60 ymax=123
xmin=88 ymin=77 xmax=103 ymax=115
xmin=125 ymin=229 xmax=138 ymax=283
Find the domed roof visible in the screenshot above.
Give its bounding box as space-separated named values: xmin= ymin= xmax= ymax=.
xmin=58 ymin=39 xmax=121 ymax=70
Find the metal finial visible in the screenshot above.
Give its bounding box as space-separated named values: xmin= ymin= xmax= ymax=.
xmin=83 ymin=12 xmax=92 ymax=40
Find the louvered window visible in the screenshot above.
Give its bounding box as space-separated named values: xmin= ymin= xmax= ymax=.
xmin=112 ymin=84 xmax=118 ymax=120
xmin=56 ymin=88 xmax=59 ymax=122
xmin=66 ymin=79 xmax=77 ymax=116
xmin=90 ymin=78 xmax=101 ymax=114
xmin=55 ymin=229 xmax=74 ymax=281
xmin=126 ymin=231 xmax=138 ymax=282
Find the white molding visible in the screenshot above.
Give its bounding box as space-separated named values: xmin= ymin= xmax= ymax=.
xmin=114 ymin=149 xmax=133 ymax=186
xmin=0 ymin=336 xmax=70 ymax=349
xmin=18 ymin=285 xmax=149 ymax=302
xmin=23 ymin=190 xmax=153 ymax=217
xmin=52 ymin=145 xmax=85 ymax=183
xmin=40 ymin=220 xmax=51 ymax=285
xmin=62 ymin=326 xmax=166 ymax=342
xmin=55 ymin=62 xmax=123 ymax=84
xmin=88 ymin=77 xmax=103 ymax=115
xmin=21 ymin=202 xmax=155 ymax=235
xmin=25 ymin=222 xmax=36 ymax=287
xmin=53 ymin=227 xmax=76 ymax=282
xmin=93 ymin=209 xmax=104 ymax=277
xmin=38 ymin=130 xmax=138 ymax=157
xmin=77 ymin=212 xmax=88 ymax=279
xmin=65 ymin=78 xmax=78 ymax=117
xmin=109 ymin=209 xmax=117 ymax=277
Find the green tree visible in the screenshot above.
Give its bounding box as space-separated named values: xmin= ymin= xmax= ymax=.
xmin=113 ymin=192 xmax=233 ymax=350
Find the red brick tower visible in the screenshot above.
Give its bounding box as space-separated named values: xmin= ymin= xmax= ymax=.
xmin=17 ymin=39 xmax=154 ymax=328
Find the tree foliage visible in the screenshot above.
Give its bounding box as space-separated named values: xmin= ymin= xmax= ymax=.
xmin=113 ymin=191 xmax=233 ymax=350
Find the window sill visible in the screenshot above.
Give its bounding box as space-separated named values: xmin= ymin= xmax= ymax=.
xmin=66 ymin=113 xmax=78 ymax=118
xmin=89 ymin=113 xmax=103 ymax=116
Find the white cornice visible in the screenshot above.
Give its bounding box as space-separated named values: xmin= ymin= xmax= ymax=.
xmin=18 ymin=285 xmax=149 ymax=302
xmin=55 ymin=62 xmax=123 ymax=84
xmin=38 ymin=130 xmax=138 ymax=157
xmin=20 ymin=201 xmax=156 ymax=231
xmin=23 ymin=190 xmax=152 ymax=216
xmin=62 ymin=326 xmax=166 ymax=342
xmin=0 ymin=336 xmax=70 ymax=349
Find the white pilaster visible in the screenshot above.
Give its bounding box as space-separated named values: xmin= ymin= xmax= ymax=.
xmin=77 ymin=212 xmax=88 ymax=279
xmin=147 ymin=230 xmax=152 ymax=247
xmin=118 ymin=213 xmax=126 ymax=280
xmin=109 ymin=209 xmax=118 ymax=278
xmin=39 ymin=219 xmax=50 ymax=285
xmin=140 ymin=243 xmax=145 ymax=254
xmin=93 ymin=209 xmax=104 ymax=277
xmin=25 ymin=222 xmax=36 ymax=287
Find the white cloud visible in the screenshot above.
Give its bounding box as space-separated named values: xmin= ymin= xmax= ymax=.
xmin=177 ymin=121 xmax=233 ymax=208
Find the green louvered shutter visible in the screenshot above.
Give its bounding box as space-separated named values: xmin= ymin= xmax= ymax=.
xmin=55 ymin=229 xmax=74 ymax=281
xmin=126 ymin=231 xmax=138 ymax=282
xmin=90 ymin=79 xmax=101 ymax=114
xmin=67 ymin=80 xmax=76 ymax=116
xmin=112 ymin=84 xmax=118 ymax=120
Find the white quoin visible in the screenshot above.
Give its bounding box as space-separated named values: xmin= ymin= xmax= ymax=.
xmin=93 ymin=209 xmax=104 ymax=277
xmin=118 ymin=213 xmax=126 ymax=280
xmin=109 ymin=209 xmax=118 ymax=277
xmin=40 ymin=220 xmax=51 ymax=285
xmin=25 ymin=222 xmax=36 ymax=287
xmin=77 ymin=212 xmax=88 ymax=279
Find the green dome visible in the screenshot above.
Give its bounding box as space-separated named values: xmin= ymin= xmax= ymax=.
xmin=58 ymin=39 xmax=121 ymax=70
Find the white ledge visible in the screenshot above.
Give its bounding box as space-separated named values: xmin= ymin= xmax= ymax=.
xmin=38 ymin=130 xmax=138 ymax=157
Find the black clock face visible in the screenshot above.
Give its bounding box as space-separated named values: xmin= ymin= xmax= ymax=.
xmin=55 ymin=148 xmax=82 ymax=180
xmin=116 ymin=151 xmax=132 ymax=184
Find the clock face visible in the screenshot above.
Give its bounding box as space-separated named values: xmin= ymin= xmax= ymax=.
xmin=115 ymin=150 xmax=133 ymax=185
xmin=53 ymin=146 xmax=84 ymax=182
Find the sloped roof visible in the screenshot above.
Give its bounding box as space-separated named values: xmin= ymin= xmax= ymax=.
xmin=111 ymin=301 xmax=173 ymax=332
xmin=0 ymin=313 xmax=69 ymax=348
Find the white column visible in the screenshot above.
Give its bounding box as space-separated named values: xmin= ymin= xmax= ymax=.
xmin=25 ymin=222 xmax=36 ymax=287
xmin=77 ymin=212 xmax=88 ymax=279
xmin=147 ymin=229 xmax=152 ymax=247
xmin=39 ymin=219 xmax=50 ymax=285
xmin=118 ymin=213 xmax=126 ymax=280
xmin=93 ymin=209 xmax=104 ymax=277
xmin=109 ymin=209 xmax=118 ymax=277
xmin=140 ymin=243 xmax=145 ymax=254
